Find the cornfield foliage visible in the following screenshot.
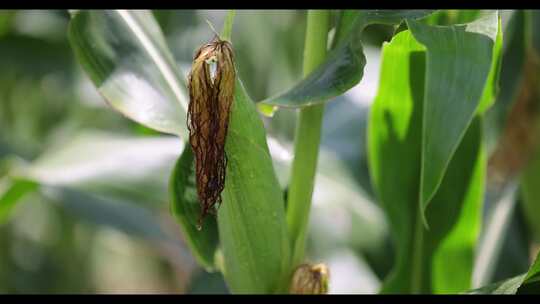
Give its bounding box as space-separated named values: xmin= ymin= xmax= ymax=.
xmin=0 ymin=9 xmax=539 ymax=294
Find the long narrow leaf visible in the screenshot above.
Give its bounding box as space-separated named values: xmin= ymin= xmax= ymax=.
xmin=217 ymin=79 xmax=290 ymax=293
xmin=68 ymin=10 xmax=188 ymax=137
xmin=406 ymin=12 xmax=499 ymax=222
xmin=467 ymin=251 xmax=540 ymax=294
xmin=16 ymin=132 xmax=181 ymax=205
xmin=368 ymin=28 xmax=488 ymax=293
xmin=259 ymin=10 xmax=435 ymax=109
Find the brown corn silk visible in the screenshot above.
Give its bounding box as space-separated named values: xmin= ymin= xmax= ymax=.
xmin=187 ymin=37 xmax=235 ymax=227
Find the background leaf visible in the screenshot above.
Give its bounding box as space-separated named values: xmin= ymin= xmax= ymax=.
xmin=267 ymin=135 xmax=390 ymax=293
xmin=517 ymin=251 xmax=540 ymax=294
xmin=170 ymin=146 xmax=219 ymax=272
xmin=429 ymin=118 xmax=485 ymax=293
xmin=14 ymin=131 xmax=181 ymax=206
xmin=367 ymin=30 xmax=425 ymax=293
xmin=2 ymin=8 xmax=531 ymax=294
xmin=259 ymin=10 xmax=435 ymax=108
xmin=484 ymin=10 xmax=527 ymax=153
xmin=0 ymin=178 xmax=38 ymax=225
xmin=531 ymin=10 xmax=540 ymax=54
xmin=466 ymin=274 xmax=525 ymax=294
xmin=4 ymin=132 xmax=185 ymax=242
xmin=472 ymin=10 xmax=538 ymax=289
xmin=467 ymin=251 xmax=540 ymax=294
xmin=0 ymin=130 xmax=198 ymax=287
xmin=46 ymin=187 xmax=177 ymax=244
xmin=476 ymin=16 xmax=503 ymax=114
xmin=472 ymin=182 xmax=528 ymax=288
xmin=520 ymin=142 xmax=540 ymax=243
xmin=518 ymin=9 xmax=540 ymax=246
xmin=68 ymin=10 xmax=189 ymax=137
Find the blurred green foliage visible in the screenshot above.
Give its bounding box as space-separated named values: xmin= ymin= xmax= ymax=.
xmin=0 ymin=9 xmax=538 ymax=294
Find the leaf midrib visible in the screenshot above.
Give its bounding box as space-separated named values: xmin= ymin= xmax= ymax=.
xmin=115 ymin=10 xmax=188 ymax=112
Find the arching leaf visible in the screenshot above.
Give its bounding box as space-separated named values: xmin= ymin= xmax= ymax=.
xmin=68 ymin=10 xmax=189 ymax=137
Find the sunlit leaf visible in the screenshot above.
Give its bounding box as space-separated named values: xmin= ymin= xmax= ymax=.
xmin=367 ymin=31 xmax=424 ymax=293
xmin=430 ymin=119 xmax=486 ymax=293
xmin=14 ymin=132 xmax=182 ymax=206
xmin=3 ymin=133 xmax=192 ymax=256
xmin=68 ymin=10 xmax=189 ymax=137
xmin=476 ymin=16 xmax=503 ymax=114
xmin=423 ymin=10 xmax=482 ymax=26
xmin=406 ymin=11 xmax=499 ymax=223
xmin=367 ymin=29 xmax=487 ymax=293
xmin=221 ymin=10 xmax=235 ymax=41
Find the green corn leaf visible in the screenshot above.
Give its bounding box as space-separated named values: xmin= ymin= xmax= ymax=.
xmin=68 ymin=9 xmax=290 ymax=293
xmin=423 ymin=10 xmax=482 ymax=26
xmin=170 ymin=146 xmax=219 ymax=271
xmin=47 ymin=186 xmax=181 ymax=246
xmin=0 ymin=177 xmax=38 ymax=225
xmin=465 ymin=274 xmax=526 ymax=294
xmin=16 ymin=132 xmax=181 ymax=206
xmin=476 ymin=15 xmax=503 ymax=114
xmin=429 ymin=118 xmax=486 ymax=293
xmin=406 ymin=11 xmax=500 ymax=225
xmin=367 ymin=28 xmax=487 ymax=293
xmin=212 ymin=11 xmax=290 ymax=293
xmin=68 ymin=10 xmax=189 ymax=137
xmin=217 ymin=78 xmax=290 ymax=293
xmin=1 ymin=135 xmax=192 ymax=253
xmin=466 ymin=251 xmax=540 ymax=294
xmin=11 ymin=129 xmax=219 ymax=271
xmin=259 ymin=10 xmax=435 ymax=109
xmin=517 ymin=251 xmax=540 ymax=294
xmin=221 ymin=10 xmax=235 ymax=41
